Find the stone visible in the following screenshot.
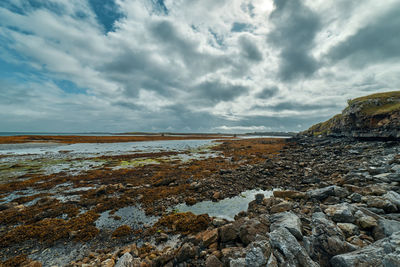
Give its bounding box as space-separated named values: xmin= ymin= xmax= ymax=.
xmin=101 ymin=259 xmax=115 ymax=267
xmin=270 ymin=200 xmax=293 ymax=213
xmin=245 ymin=246 xmax=266 ymax=267
xmin=356 ymin=214 xmax=378 ymax=229
xmin=366 ymin=196 xmax=398 ymax=212
xmin=373 ymin=219 xmax=400 ymax=240
xmin=255 ymin=193 xmax=264 ymax=204
xmin=205 ymin=255 xmax=223 ymax=267
xmin=197 ymin=228 xmax=219 ymax=247
xmin=308 ymin=212 xmax=356 ymax=265
xmin=221 ymin=247 xmax=246 ymax=260
xmin=307 ymin=186 xmax=336 ymax=200
xmin=115 ymin=252 xmax=133 ymax=267
xmin=238 ymin=218 xmax=268 ymax=245
xmin=324 ymin=203 xmax=356 ymax=223
xmin=267 ymin=253 xmax=278 ymax=267
xmin=330 ymin=231 xmax=400 ymax=266
xmin=213 ymin=192 xmax=221 ymax=200
xmin=337 ymin=223 xmax=359 ymax=238
xmin=349 ymin=193 xmax=362 ymax=202
xmin=384 ymin=191 xmax=400 ymax=209
xmin=229 ymin=258 xmax=245 ymax=267
xmin=176 ymin=243 xmax=196 ymax=263
xmin=219 ymin=223 xmax=238 ymax=243
xmin=270 ymin=211 xmax=303 ymax=240
xmin=269 ymin=227 xmax=318 ymax=267
xmin=273 ymin=190 xmax=306 ymax=199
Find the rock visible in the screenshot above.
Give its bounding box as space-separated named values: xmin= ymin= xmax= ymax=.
xmin=337 ymin=223 xmax=359 ymax=238
xmin=115 ymin=252 xmax=133 ymax=267
xmin=221 ymin=247 xmax=246 ymax=263
xmin=101 ymin=259 xmax=115 ymax=267
xmin=197 ymin=228 xmax=219 ymax=247
xmin=270 ymin=211 xmax=303 ymax=240
xmin=384 ymin=191 xmax=400 ymax=209
xmin=219 ymin=223 xmax=238 ymax=243
xmin=273 ymin=190 xmax=306 ymax=199
xmin=238 ymin=218 xmax=268 ymax=245
xmin=324 ymin=203 xmax=356 ymax=223
xmin=213 ymin=192 xmax=221 ymax=200
xmin=229 ymin=258 xmax=245 ymax=267
xmin=365 ymin=196 xmax=398 ymax=213
xmin=373 ymin=219 xmax=400 ymax=240
xmin=269 ymin=227 xmax=318 ymax=267
xmin=255 ymin=193 xmax=264 ymax=204
xmin=356 ymin=213 xmax=378 ymax=229
xmin=308 ymin=212 xmax=356 ymax=264
xmin=176 ymin=243 xmax=196 ymax=263
xmin=349 ymin=193 xmax=362 ymax=203
xmin=307 ymin=185 xmax=337 ymax=200
xmin=245 ymin=246 xmax=266 ymax=267
xmin=267 ymin=253 xmax=278 ymax=267
xmin=205 ymin=255 xmax=223 ymax=267
xmin=212 ymin=218 xmax=226 ymax=227
xmin=330 ymin=231 xmax=400 ymax=266
xmin=270 ymin=200 xmax=293 ymax=213
xmin=185 ymin=197 xmax=197 ymax=206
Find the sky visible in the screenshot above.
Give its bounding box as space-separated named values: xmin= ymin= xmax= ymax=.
xmin=1 ymin=0 xmax=400 ymax=133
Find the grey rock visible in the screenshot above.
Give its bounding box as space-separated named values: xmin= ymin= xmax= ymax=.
xmin=330 ymin=231 xmax=400 ymax=266
xmin=373 ymin=219 xmax=400 ymax=240
xmin=349 ymin=193 xmax=362 ymax=203
xmin=384 ymin=191 xmax=400 ymax=209
xmin=229 ymin=258 xmax=245 ymax=267
xmin=337 ymin=223 xmax=359 ymax=237
xmin=308 ymin=212 xmax=356 ymax=265
xmin=270 ymin=211 xmax=303 ymax=240
xmin=324 ymin=203 xmax=356 ymax=223
xmin=269 ymin=227 xmax=318 ymax=267
xmin=267 ymin=253 xmax=278 ymax=267
xmin=307 ymin=186 xmax=335 ymax=200
xmin=245 ymin=247 xmax=267 ymax=267
xmin=115 ymin=252 xmax=133 ymax=267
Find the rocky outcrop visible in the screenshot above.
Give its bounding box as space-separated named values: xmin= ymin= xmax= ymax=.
xmin=304 ymin=91 xmax=400 ymax=139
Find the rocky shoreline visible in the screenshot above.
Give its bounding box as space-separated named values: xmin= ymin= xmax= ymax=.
xmin=2 ymin=136 xmax=400 ymax=266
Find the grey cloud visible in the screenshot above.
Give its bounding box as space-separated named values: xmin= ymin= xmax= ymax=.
xmin=268 ymin=0 xmax=321 ymax=81
xmin=194 ymin=80 xmax=249 ymax=104
xmin=266 ymin=101 xmax=338 ymax=112
xmin=328 ymin=4 xmax=400 ymax=68
xmin=256 ymin=86 xmax=279 ymax=99
xmin=239 ymin=35 xmax=263 ymax=62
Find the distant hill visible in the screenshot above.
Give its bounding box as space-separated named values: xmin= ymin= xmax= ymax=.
xmin=303 ymin=91 xmax=400 ymax=139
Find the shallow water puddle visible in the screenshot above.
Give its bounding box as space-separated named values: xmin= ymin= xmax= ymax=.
xmin=95 ymin=206 xmax=158 ymax=230
xmin=174 ymin=189 xmax=275 ymax=221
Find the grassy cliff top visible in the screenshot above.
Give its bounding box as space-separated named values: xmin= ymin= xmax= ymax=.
xmin=347 ymin=90 xmax=400 ymax=116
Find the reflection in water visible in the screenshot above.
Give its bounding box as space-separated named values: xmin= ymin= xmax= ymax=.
xmin=173 ymin=189 xmax=275 ymax=221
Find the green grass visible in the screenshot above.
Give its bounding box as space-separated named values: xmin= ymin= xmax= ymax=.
xmin=347 ymin=91 xmax=400 ymax=105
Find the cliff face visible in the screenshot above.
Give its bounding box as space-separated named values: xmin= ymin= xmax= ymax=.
xmin=304 ymin=91 xmax=400 ymax=139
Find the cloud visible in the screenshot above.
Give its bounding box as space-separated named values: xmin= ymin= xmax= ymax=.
xmin=268 ymin=0 xmax=321 ymax=81
xmin=0 ymin=0 xmax=400 ymax=133
xmin=327 ymin=3 xmax=400 ymax=68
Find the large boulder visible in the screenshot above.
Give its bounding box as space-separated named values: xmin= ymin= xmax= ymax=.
xmin=269 ymin=211 xmax=303 ymax=240
xmin=324 ymin=203 xmax=356 ymax=223
xmin=308 ymin=212 xmax=356 ymax=265
xmin=269 ymin=227 xmax=318 ymax=267
xmin=373 ymin=219 xmax=400 ymax=240
xmin=115 ymin=252 xmax=133 ymax=267
xmin=330 ymin=231 xmax=400 ymax=266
